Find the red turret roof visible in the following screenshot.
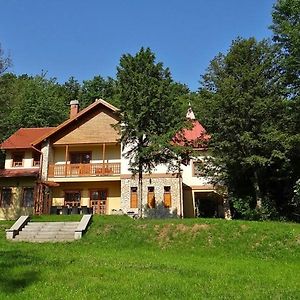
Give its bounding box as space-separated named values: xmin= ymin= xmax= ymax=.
xmin=173 ymin=106 xmax=210 ymax=149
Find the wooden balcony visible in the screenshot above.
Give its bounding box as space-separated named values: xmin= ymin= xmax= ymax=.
xmin=48 ymin=163 xmax=120 ymax=177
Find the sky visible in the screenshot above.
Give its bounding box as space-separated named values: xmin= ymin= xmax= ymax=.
xmin=0 ymin=0 xmax=276 ymax=91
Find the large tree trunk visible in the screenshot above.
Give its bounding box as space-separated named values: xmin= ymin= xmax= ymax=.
xmin=253 ymin=170 xmax=262 ymax=209
xmin=138 ymin=164 xmax=143 ymax=218
xmin=177 ymin=159 xmax=183 ymax=218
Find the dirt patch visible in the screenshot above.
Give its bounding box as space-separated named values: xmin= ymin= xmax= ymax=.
xmin=191 ymin=224 xmax=210 ymax=233
xmin=103 ymin=224 xmax=114 ymax=234
xmin=175 ymin=224 xmax=190 ymax=234
xmin=155 ymin=223 xmax=211 ymax=248
xmin=240 ymin=224 xmax=249 ymax=231
xmin=137 ymin=224 xmax=148 ymax=230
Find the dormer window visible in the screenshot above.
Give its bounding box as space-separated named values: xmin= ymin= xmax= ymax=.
xmin=12 ymin=152 xmax=24 ymax=167
xmin=33 ymin=152 xmax=40 ymax=167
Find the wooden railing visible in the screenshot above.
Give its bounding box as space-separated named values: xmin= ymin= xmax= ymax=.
xmin=48 ymin=163 xmax=121 ymax=177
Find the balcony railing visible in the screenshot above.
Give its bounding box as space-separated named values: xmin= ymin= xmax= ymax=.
xmin=48 ymin=163 xmax=120 ymax=177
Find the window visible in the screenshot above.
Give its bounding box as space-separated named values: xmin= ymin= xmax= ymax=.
xmin=0 ymin=188 xmax=12 ymax=207
xmin=64 ymin=191 xmax=81 ymax=207
xmin=22 ymin=188 xmax=34 ymax=207
xmin=89 ymin=190 xmax=107 ymax=214
xmin=33 ymin=152 xmax=40 ymax=167
xmin=130 ymin=187 xmax=138 ymax=208
xmin=163 ymin=186 xmax=172 ymax=208
xmin=147 ymin=187 xmax=155 ymax=208
xmin=90 ymin=190 xmax=106 ymax=201
xmin=12 ymin=152 xmax=24 ymax=167
xmin=193 ymin=161 xmax=205 ymax=177
xmin=70 ymin=152 xmax=91 ymax=164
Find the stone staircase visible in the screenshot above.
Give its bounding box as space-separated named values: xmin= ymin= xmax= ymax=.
xmin=13 ymin=221 xmax=80 ymax=242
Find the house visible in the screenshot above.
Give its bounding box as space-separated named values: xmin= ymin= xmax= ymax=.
xmin=0 ymin=99 xmax=230 ymax=220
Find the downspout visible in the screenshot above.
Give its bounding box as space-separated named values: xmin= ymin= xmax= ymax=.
xmin=177 ymin=159 xmax=183 ymax=218
xmin=31 ymin=144 xmax=43 ymax=181
xmin=31 ymin=144 xmax=43 ymax=215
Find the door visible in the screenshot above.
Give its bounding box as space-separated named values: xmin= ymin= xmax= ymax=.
xmin=90 ymin=190 xmax=107 ymax=214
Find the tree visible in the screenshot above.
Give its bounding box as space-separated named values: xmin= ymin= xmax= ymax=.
xmin=199 ymin=38 xmax=288 ymax=215
xmin=271 ymin=0 xmax=300 ymax=215
xmin=63 ymin=76 xmax=81 ymax=103
xmin=117 ymin=47 xmax=185 ymax=217
xmin=0 ymin=43 xmax=11 ymax=75
xmin=271 ymin=0 xmax=300 ymax=98
xmin=7 ymin=75 xmax=69 ymax=133
xmin=80 ymin=76 xmax=119 ymax=108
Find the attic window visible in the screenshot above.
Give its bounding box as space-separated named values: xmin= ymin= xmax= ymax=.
xmin=12 ymin=152 xmax=24 ymax=167
xmin=193 ymin=161 xmax=205 ymax=177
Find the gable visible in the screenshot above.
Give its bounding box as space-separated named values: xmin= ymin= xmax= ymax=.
xmin=52 ymin=108 xmax=120 ymax=145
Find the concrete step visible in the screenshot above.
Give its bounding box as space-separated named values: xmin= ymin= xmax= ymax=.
xmin=21 ymin=227 xmax=43 ymax=232
xmin=12 ymin=220 xmax=82 ymax=243
xmin=14 ymin=237 xmax=75 ymax=243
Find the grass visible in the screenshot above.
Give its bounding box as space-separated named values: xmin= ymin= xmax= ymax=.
xmin=0 ymin=216 xmax=299 ymax=299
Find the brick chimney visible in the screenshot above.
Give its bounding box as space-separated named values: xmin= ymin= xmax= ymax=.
xmin=69 ymin=100 xmax=79 ymax=118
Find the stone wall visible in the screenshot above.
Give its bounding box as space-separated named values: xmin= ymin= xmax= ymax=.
xmin=41 ymin=140 xmax=50 ymax=181
xmin=121 ymin=176 xmax=182 ymax=216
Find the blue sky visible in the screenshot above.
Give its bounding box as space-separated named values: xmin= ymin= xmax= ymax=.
xmin=0 ymin=0 xmax=276 ymax=91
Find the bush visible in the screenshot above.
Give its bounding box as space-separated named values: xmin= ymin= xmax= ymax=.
xmin=288 ymin=179 xmax=300 ymax=222
xmin=230 ymin=196 xmax=279 ymax=220
xmin=143 ymin=202 xmax=178 ymax=219
xmin=290 ymin=179 xmax=300 ymax=211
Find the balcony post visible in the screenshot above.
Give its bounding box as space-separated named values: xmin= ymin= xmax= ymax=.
xmin=65 ymin=145 xmax=69 ymax=177
xmin=102 ymin=143 xmax=106 ymax=174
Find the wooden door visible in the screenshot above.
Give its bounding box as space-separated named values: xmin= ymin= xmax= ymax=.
xmin=90 ymin=190 xmax=107 ymax=214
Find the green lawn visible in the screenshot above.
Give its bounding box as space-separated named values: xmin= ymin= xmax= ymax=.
xmin=0 ymin=216 xmax=299 ymax=299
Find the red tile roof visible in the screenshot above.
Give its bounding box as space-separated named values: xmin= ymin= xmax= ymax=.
xmin=0 ymin=128 xmax=55 ymax=149
xmin=0 ymin=168 xmax=39 ymax=178
xmin=173 ymin=120 xmax=210 ymax=148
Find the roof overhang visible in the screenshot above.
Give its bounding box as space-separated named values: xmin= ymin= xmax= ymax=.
xmin=0 ymin=169 xmax=39 ymax=178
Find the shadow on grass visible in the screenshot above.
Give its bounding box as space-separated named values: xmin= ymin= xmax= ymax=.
xmin=0 ymin=250 xmax=40 ymax=294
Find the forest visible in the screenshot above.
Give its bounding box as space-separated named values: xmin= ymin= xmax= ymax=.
xmin=0 ymin=0 xmax=299 ymax=220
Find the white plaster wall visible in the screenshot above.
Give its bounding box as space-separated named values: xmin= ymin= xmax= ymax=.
xmin=4 ymin=150 xmax=38 ymax=169
xmin=181 ymin=159 xmax=211 ymax=186
xmin=121 ymin=144 xmax=211 ymax=188
xmin=121 ymin=144 xmax=174 ymax=175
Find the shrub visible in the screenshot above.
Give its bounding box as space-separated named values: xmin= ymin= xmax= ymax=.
xmin=230 ymin=196 xmax=279 ymax=220
xmin=143 ymin=202 xmax=178 ymax=219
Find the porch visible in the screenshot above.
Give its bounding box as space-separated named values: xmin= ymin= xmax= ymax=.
xmin=48 ymin=162 xmax=121 ymax=177
xmin=49 ymin=180 xmax=121 ymax=215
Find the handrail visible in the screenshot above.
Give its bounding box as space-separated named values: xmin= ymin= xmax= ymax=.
xmin=74 ymin=214 xmax=92 ymax=239
xmin=6 ymin=215 xmax=30 ymax=239
xmin=48 ymin=162 xmax=120 ymax=177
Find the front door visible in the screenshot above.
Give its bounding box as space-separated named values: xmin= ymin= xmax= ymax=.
xmin=90 ymin=190 xmax=107 ymax=214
